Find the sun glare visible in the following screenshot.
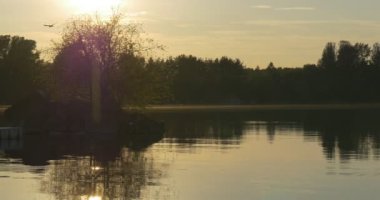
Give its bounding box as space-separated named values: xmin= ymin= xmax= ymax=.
xmin=81 ymin=195 xmax=102 ymax=200
xmin=68 ymin=0 xmax=123 ymax=15
xmin=88 ymin=196 xmax=102 ymax=200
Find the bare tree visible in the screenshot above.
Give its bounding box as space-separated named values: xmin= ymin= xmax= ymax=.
xmin=52 ymin=13 xmax=161 ymax=122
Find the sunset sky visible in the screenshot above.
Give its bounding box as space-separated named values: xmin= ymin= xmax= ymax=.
xmin=1 ymin=0 xmax=380 ymax=67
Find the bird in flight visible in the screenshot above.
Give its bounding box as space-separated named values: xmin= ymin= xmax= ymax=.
xmin=43 ymin=24 xmax=55 ymax=28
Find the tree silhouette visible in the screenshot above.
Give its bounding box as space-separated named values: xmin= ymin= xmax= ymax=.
xmin=3 ymin=34 xmax=380 ymax=106
xmin=336 ymin=41 xmax=371 ymax=69
xmin=0 ymin=35 xmax=42 ymax=104
xmin=371 ymin=43 xmax=380 ymax=68
xmin=52 ymin=39 xmax=92 ymax=102
xmin=337 ymin=41 xmax=357 ymax=69
xmin=52 ymin=13 xmax=160 ymax=109
xmin=354 ymin=43 xmax=371 ymax=68
xmin=267 ymin=62 xmax=275 ymax=70
xmin=318 ymin=42 xmax=336 ymax=69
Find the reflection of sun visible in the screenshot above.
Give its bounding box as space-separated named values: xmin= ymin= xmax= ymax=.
xmin=88 ymin=196 xmax=102 ymax=200
xmin=68 ymin=0 xmax=124 ymax=15
xmin=80 ymin=195 xmax=102 ymax=200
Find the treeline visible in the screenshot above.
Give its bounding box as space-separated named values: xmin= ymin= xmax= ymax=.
xmin=127 ymin=40 xmax=380 ymax=104
xmin=1 ymin=35 xmax=380 ymax=105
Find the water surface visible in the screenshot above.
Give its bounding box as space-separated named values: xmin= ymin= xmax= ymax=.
xmin=1 ymin=109 xmax=380 ymax=200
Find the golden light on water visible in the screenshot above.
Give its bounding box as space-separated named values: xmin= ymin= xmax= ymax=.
xmin=81 ymin=195 xmax=102 ymax=200
xmin=88 ymin=196 xmax=102 ymax=200
xmin=67 ymin=0 xmax=124 ymax=15
xmin=91 ymin=166 xmax=102 ymax=171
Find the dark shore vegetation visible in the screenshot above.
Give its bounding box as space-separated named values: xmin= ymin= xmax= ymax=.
xmin=140 ymin=103 xmax=380 ymax=113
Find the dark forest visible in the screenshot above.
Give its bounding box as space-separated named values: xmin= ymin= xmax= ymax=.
xmin=1 ymin=35 xmax=380 ymax=105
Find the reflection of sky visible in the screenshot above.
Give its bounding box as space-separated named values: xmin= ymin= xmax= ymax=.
xmin=151 ymin=123 xmax=380 ymax=200
xmin=0 ymin=171 xmax=50 ymax=200
xmin=1 ymin=0 xmax=380 ymax=67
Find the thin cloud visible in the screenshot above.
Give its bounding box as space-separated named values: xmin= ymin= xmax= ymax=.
xmin=275 ymin=7 xmax=315 ymax=11
xmin=232 ymin=20 xmax=380 ymax=27
xmin=240 ymin=20 xmax=327 ymax=25
xmin=252 ymin=5 xmax=272 ymax=9
xmin=127 ymin=11 xmax=148 ymax=17
xmin=251 ymin=5 xmax=316 ymax=11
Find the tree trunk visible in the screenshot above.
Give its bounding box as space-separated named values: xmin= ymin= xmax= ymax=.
xmin=91 ymin=61 xmax=101 ymax=124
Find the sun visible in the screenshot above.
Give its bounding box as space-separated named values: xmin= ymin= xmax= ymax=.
xmin=68 ymin=0 xmax=124 ymax=15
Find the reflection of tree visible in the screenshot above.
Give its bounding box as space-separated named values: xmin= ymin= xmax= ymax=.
xmin=317 ymin=128 xmax=374 ymax=160
xmin=151 ymin=110 xmax=380 ymax=160
xmin=151 ymin=112 xmax=244 ymax=148
xmin=266 ymin=122 xmax=276 ymax=143
xmin=41 ymin=149 xmax=164 ymax=200
xmin=302 ymin=110 xmax=380 ymax=160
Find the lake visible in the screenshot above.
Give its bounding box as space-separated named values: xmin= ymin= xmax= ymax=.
xmin=1 ymin=109 xmax=380 ymax=200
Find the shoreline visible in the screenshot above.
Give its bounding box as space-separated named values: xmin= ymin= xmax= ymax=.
xmin=2 ymin=103 xmax=380 ymax=114
xmin=130 ymin=103 xmax=380 ymax=112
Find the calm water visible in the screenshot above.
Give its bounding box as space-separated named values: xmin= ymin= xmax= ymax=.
xmin=1 ymin=109 xmax=380 ymax=200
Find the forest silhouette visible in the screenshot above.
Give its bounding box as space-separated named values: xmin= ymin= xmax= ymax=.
xmin=1 ymin=34 xmax=380 ymax=106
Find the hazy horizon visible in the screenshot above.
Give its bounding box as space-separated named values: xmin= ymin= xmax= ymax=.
xmin=1 ymin=0 xmax=380 ymax=67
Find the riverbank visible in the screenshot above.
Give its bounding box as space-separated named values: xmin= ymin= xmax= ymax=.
xmin=130 ymin=103 xmax=380 ymax=112
xmin=3 ymin=103 xmax=380 ymax=114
